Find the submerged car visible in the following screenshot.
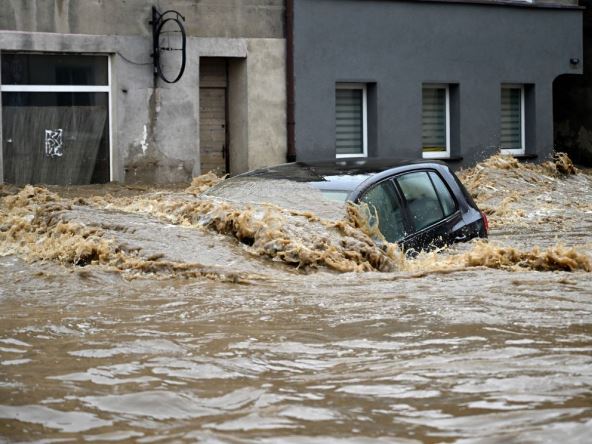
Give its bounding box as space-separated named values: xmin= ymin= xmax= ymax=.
xmin=207 ymin=158 xmax=488 ymax=251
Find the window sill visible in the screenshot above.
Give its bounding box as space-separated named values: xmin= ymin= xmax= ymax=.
xmin=513 ymin=154 xmax=538 ymax=160
xmin=423 ymin=156 xmax=463 ymax=162
xmin=336 ymin=154 xmax=367 ymax=159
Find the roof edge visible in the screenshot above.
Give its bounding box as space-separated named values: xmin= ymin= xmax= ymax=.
xmin=355 ymin=0 xmax=584 ymax=11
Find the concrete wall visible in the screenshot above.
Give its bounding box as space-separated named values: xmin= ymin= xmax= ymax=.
xmin=122 ymin=38 xmax=250 ymax=183
xmin=244 ymin=39 xmax=287 ymax=172
xmin=0 ymin=0 xmax=284 ymax=38
xmin=293 ymin=0 xmax=583 ymax=167
xmin=0 ymin=1 xmax=287 ymax=183
xmin=228 ymin=39 xmax=287 ymax=175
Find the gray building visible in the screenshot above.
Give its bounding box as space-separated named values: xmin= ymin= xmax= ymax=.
xmin=289 ymin=0 xmax=584 ymax=167
xmin=0 ymin=1 xmax=287 ymax=184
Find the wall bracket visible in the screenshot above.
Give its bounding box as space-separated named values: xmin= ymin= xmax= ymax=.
xmin=150 ymin=6 xmax=186 ymax=84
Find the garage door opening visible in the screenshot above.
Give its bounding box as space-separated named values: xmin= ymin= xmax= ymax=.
xmin=1 ymin=53 xmax=111 ymax=185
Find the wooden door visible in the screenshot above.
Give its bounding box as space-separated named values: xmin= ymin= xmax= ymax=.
xmin=199 ymin=58 xmax=228 ymax=174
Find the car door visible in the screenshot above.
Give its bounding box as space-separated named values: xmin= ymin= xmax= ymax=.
xmin=358 ymin=179 xmax=410 ymax=244
xmin=394 ymin=170 xmax=465 ymax=251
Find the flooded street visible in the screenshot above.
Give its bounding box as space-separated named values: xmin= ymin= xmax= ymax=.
xmin=1 ymin=156 xmax=592 ymax=442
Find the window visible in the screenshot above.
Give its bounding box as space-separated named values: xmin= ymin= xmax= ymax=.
xmin=1 ymin=53 xmax=111 ymax=185
xmin=397 ymin=171 xmax=454 ymax=232
xmin=422 ymin=85 xmax=450 ymax=159
xmin=429 ymin=171 xmax=457 ymax=217
xmin=360 ymin=181 xmax=406 ymax=243
xmin=336 ymin=83 xmax=367 ymax=158
xmin=500 ymin=85 xmax=525 ymax=155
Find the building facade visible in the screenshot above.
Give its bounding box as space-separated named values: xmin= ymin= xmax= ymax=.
xmin=290 ymin=0 xmax=583 ymax=167
xmin=0 ymin=1 xmax=585 ymax=185
xmin=0 ymin=0 xmax=287 ymax=184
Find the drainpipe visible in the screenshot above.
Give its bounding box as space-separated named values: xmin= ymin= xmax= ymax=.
xmin=286 ymin=0 xmax=296 ymax=162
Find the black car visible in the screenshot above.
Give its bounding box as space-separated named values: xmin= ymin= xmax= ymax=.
xmin=207 ymin=158 xmax=488 ymax=252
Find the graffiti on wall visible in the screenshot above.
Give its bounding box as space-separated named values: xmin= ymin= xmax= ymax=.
xmin=45 ymin=129 xmax=64 ymax=158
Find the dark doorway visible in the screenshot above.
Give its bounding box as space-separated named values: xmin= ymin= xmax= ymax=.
xmin=553 ymin=1 xmax=592 ymax=166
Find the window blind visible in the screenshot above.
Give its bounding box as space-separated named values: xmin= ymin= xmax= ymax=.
xmin=422 ymin=87 xmax=447 ymax=152
xmin=336 ymin=88 xmax=364 ymax=155
xmin=501 ymin=87 xmax=522 ymax=149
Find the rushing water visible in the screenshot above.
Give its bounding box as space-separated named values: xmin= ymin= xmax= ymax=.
xmin=1 ymin=157 xmax=591 ymax=442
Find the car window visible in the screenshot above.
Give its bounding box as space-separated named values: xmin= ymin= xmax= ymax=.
xmin=429 ymin=171 xmax=456 ymax=216
xmin=360 ymin=181 xmax=406 ymax=243
xmin=397 ymin=171 xmax=445 ymax=231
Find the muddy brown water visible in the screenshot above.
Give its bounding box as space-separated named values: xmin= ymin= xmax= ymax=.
xmin=1 ymin=157 xmax=592 ymax=442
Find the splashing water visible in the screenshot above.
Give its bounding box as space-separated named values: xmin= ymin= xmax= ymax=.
xmin=2 ymin=153 xmax=590 ymax=275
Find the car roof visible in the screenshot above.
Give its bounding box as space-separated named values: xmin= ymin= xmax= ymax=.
xmin=236 ymin=158 xmax=449 ymax=192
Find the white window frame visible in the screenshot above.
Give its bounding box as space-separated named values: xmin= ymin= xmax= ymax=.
xmin=500 ymin=84 xmax=525 ymax=156
xmin=422 ymin=84 xmax=450 ymax=159
xmin=0 ymin=53 xmax=113 ymax=181
xmin=336 ymin=83 xmax=368 ymax=158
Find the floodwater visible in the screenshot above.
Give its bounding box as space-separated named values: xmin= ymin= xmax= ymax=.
xmin=1 ymin=156 xmax=591 ymax=443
